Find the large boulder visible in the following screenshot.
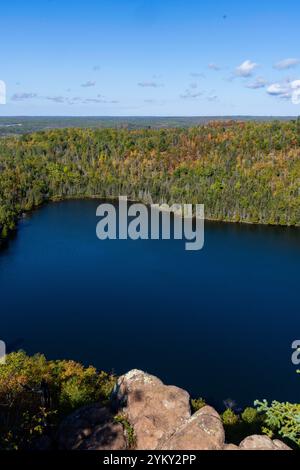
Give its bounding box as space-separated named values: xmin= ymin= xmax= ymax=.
xmin=239 ymin=435 xmax=291 ymax=450
xmin=158 ymin=406 xmax=225 ymax=450
xmin=112 ymin=369 xmax=191 ymax=450
xmin=58 ymin=403 xmax=126 ymax=450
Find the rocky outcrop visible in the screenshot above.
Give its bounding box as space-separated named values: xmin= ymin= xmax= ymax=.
xmin=112 ymin=369 xmax=191 ymax=449
xmin=58 ymin=403 xmax=126 ymax=450
xmin=58 ymin=369 xmax=292 ymax=451
xmin=239 ymin=435 xmax=291 ymax=451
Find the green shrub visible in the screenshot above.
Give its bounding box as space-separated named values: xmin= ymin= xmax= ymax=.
xmin=222 ymin=408 xmax=239 ymax=426
xmin=0 ymin=351 xmax=116 ymax=449
xmin=261 ymin=426 xmax=274 ymax=439
xmin=114 ymin=414 xmax=136 ymax=448
xmin=50 ymin=359 xmax=116 ymax=413
xmin=255 ymin=399 xmax=300 ymax=447
xmin=222 ymin=406 xmax=263 ymax=444
xmin=241 ymin=407 xmax=259 ymax=424
xmin=191 ymin=397 xmax=206 ymax=413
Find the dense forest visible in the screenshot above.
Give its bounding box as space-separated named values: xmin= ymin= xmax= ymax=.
xmin=0 ymin=120 xmax=300 ymax=239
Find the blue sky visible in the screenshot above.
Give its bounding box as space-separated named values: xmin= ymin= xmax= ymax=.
xmin=1 ymin=0 xmax=300 ymax=116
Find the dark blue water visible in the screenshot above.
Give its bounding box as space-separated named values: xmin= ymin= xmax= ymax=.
xmin=0 ymin=199 xmax=299 ymax=408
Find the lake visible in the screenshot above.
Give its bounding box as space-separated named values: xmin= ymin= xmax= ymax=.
xmin=0 ymin=199 xmax=299 ymax=408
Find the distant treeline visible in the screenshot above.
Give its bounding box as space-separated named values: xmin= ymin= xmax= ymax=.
xmin=0 ymin=115 xmax=296 ymax=136
xmin=0 ymin=120 xmax=300 ymax=238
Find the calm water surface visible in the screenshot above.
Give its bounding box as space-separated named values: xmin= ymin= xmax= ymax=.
xmin=0 ymin=200 xmax=299 ymax=407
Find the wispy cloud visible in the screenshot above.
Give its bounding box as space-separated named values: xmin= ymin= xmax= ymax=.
xmin=11 ymin=92 xmax=37 ymax=101
xmin=93 ymin=65 xmax=100 ymax=71
xmin=273 ymin=58 xmax=300 ymax=70
xmin=246 ymin=77 xmax=268 ymax=89
xmin=45 ymin=95 xmax=77 ymax=105
xmin=12 ymin=92 xmax=120 ymax=106
xmin=81 ymin=80 xmax=96 ymax=87
xmin=85 ymin=97 xmax=119 ymax=104
xmin=189 ymin=82 xmax=198 ymax=89
xmin=46 ymin=96 xmax=65 ymax=103
xmin=81 ymin=94 xmax=119 ymax=104
xmin=180 ymin=89 xmax=202 ymax=99
xmin=236 ymin=60 xmax=259 ymax=77
xmin=208 ymin=63 xmax=221 ymax=71
xmin=267 ymin=79 xmax=300 ymax=104
xmin=84 ymin=98 xmax=104 ymax=103
xmin=138 ymin=81 xmax=163 ymax=87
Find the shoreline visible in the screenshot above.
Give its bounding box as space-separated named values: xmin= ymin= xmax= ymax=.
xmin=1 ymin=194 xmax=299 ymax=247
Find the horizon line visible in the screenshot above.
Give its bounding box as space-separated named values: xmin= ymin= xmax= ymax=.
xmin=0 ymin=114 xmax=299 ymax=119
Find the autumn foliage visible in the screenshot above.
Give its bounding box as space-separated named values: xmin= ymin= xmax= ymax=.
xmin=0 ymin=120 xmax=299 ymax=239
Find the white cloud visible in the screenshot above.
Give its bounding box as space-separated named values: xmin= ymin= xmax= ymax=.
xmin=273 ymin=58 xmax=300 ymax=70
xmin=292 ymin=91 xmax=300 ymax=104
xmin=267 ymin=83 xmax=289 ymax=96
xmin=0 ymin=80 xmax=6 ymax=104
xmin=291 ymin=80 xmax=300 ymax=104
xmin=266 ymin=79 xmax=300 ymax=104
xmin=236 ymin=60 xmax=258 ymax=77
xmin=291 ymin=79 xmax=300 ymax=88
xmin=246 ymin=77 xmax=268 ymax=89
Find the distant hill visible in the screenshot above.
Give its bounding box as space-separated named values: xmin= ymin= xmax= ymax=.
xmin=0 ymin=115 xmax=297 ymax=136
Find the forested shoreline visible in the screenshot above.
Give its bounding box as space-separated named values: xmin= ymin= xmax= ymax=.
xmin=0 ymin=120 xmax=300 ymax=239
